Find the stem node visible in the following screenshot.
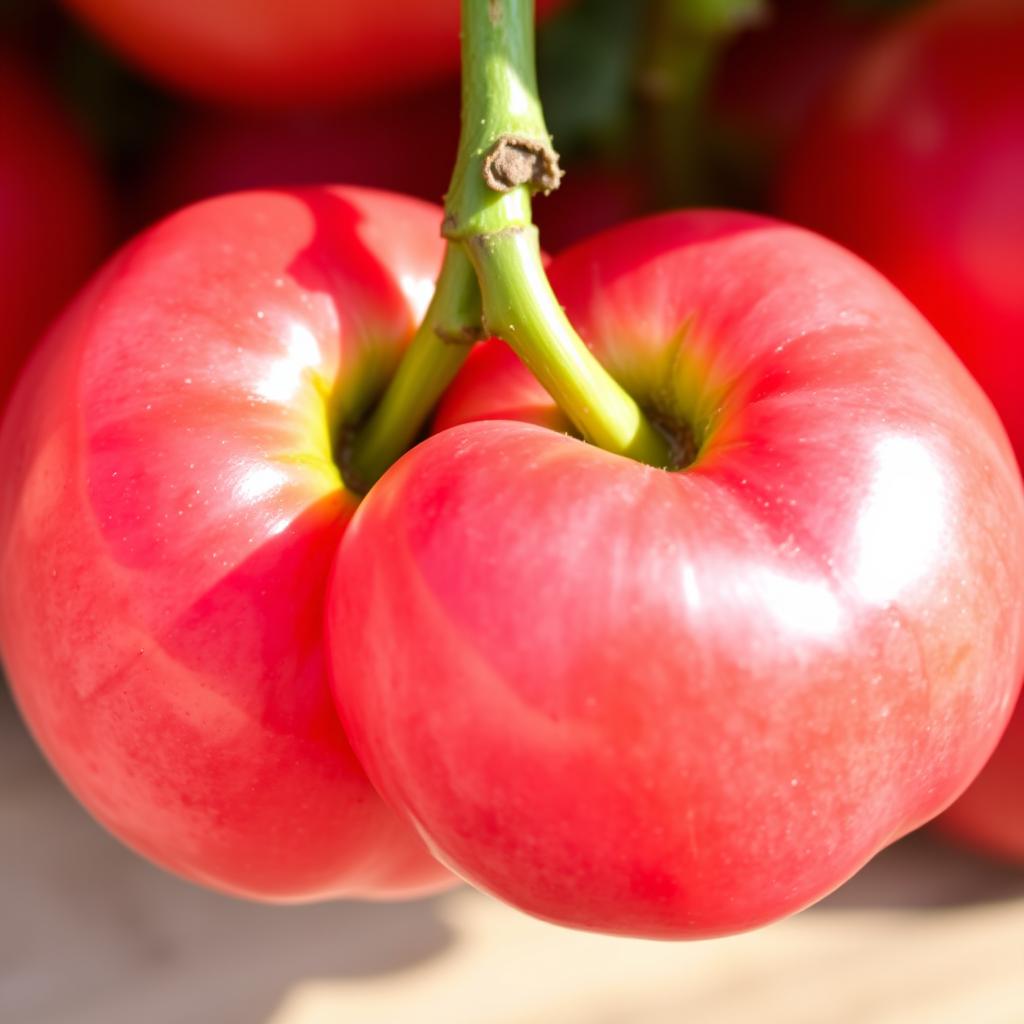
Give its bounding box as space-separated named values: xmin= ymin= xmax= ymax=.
xmin=483 ymin=134 xmax=563 ymax=194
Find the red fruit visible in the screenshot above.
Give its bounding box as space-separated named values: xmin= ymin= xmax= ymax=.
xmin=712 ymin=0 xmax=869 ymax=164
xmin=777 ymin=0 xmax=1024 ymax=863
xmin=0 ymin=55 xmax=108 ymax=402
xmin=533 ymin=161 xmax=652 ymax=253
xmin=941 ymin=708 xmax=1024 ymax=862
xmin=0 ymin=187 xmax=452 ymax=900
xmin=142 ymin=82 xmax=460 ymax=223
xmin=327 ymin=211 xmax=1024 ymax=938
xmin=62 ymin=0 xmax=571 ymax=108
xmin=778 ymin=0 xmax=1024 ymax=462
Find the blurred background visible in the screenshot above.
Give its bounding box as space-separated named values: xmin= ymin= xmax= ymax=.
xmin=2 ymin=0 xmax=1023 ymax=1019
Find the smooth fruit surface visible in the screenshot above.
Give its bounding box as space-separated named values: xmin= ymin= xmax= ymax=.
xmin=63 ymin=0 xmax=569 ymax=107
xmin=0 ymin=187 xmax=451 ymax=900
xmin=778 ymin=0 xmax=1024 ymax=864
xmin=328 ymin=211 xmax=1024 ymax=938
xmin=778 ymin=0 xmax=1024 ymax=460
xmin=0 ymin=54 xmax=108 ymax=402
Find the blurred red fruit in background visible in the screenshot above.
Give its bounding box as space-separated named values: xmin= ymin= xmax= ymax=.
xmin=62 ymin=0 xmax=572 ymax=108
xmin=0 ymin=54 xmax=109 ymax=402
xmin=141 ymin=82 xmax=460 ymax=223
xmin=779 ymin=0 xmax=1024 ymax=863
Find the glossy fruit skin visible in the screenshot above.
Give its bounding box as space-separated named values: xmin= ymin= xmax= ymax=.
xmin=0 ymin=187 xmax=451 ymax=900
xmin=0 ymin=55 xmax=108 ymax=403
xmin=777 ymin=0 xmax=1024 ymax=863
xmin=778 ymin=0 xmax=1024 ymax=462
xmin=63 ymin=0 xmax=569 ymax=108
xmin=327 ymin=211 xmax=1024 ymax=938
xmin=141 ymin=82 xmax=460 ymax=225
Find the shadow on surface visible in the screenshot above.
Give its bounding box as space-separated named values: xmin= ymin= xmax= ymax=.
xmin=813 ymin=829 xmax=1024 ymax=913
xmin=0 ymin=687 xmax=455 ymax=1024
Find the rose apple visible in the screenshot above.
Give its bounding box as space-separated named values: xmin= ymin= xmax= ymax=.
xmin=940 ymin=706 xmax=1024 ymax=862
xmin=776 ymin=0 xmax=1024 ymax=863
xmin=710 ymin=0 xmax=870 ymax=203
xmin=532 ymin=160 xmax=652 ymax=253
xmin=140 ymin=81 xmax=461 ymax=225
xmin=139 ymin=94 xmax=644 ymax=255
xmin=326 ymin=211 xmax=1024 ymax=938
xmin=777 ymin=0 xmax=1023 ymax=461
xmin=0 ymin=54 xmax=109 ymax=403
xmin=62 ymin=0 xmax=570 ymax=108
xmin=0 ymin=187 xmax=452 ymax=900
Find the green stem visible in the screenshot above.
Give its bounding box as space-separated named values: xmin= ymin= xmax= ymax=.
xmin=344 ymin=246 xmax=480 ymax=491
xmin=347 ymin=0 xmax=672 ymax=487
xmin=467 ymin=226 xmax=671 ymax=466
xmin=444 ymin=0 xmax=555 ymax=240
xmin=448 ymin=0 xmax=671 ymax=468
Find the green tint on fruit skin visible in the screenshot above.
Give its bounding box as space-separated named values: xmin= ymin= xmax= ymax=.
xmin=342 ymin=246 xmax=482 ymax=493
xmin=347 ymin=0 xmax=674 ymax=489
xmin=328 ymin=210 xmax=1024 ymax=939
xmin=466 ymin=226 xmax=674 ymax=469
xmin=0 ymin=187 xmax=461 ymax=900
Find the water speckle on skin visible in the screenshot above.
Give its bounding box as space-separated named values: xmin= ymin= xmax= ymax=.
xmin=790 ymin=778 xmax=799 ymax=787
xmin=256 ymin=310 xmax=265 ymax=320
xmin=184 ymin=377 xmax=192 ymax=385
xmin=879 ymin=706 xmax=891 ymax=719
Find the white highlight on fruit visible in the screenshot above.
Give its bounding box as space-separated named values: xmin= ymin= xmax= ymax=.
xmin=853 ymin=436 xmax=947 ymax=605
xmin=399 ymin=272 xmax=436 ymax=323
xmin=233 ymin=465 xmax=287 ymax=506
xmin=680 ymin=563 xmax=702 ymax=610
xmin=286 ymin=321 xmax=322 ymax=369
xmin=754 ymin=567 xmax=844 ymax=641
xmin=253 ymin=322 xmax=323 ymax=404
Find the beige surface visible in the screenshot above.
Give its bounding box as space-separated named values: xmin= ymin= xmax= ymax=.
xmin=2 ymin=686 xmax=1023 ymax=1024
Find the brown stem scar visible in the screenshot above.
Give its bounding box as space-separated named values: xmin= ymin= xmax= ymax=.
xmin=483 ymin=134 xmax=563 ymax=195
